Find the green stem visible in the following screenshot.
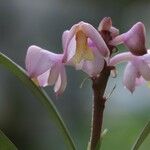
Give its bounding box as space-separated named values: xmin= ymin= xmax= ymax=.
xmin=0 ymin=52 xmax=76 ymax=150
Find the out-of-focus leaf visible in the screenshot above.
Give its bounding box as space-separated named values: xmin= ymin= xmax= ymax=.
xmin=95 ymin=129 xmax=108 ymax=150
xmin=0 ymin=52 xmax=76 ymax=150
xmin=0 ymin=129 xmax=17 ymax=150
xmin=87 ymin=129 xmax=108 ymax=150
xmin=87 ymin=142 xmax=91 ymax=150
xmin=132 ymin=121 xmax=150 ymax=150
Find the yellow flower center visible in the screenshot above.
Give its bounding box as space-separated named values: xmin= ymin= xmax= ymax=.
xmin=72 ymin=30 xmax=94 ymax=64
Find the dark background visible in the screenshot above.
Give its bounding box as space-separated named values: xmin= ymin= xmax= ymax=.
xmin=0 ymin=0 xmax=150 ymax=149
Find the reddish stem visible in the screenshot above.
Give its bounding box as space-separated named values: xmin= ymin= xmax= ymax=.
xmin=90 ymin=65 xmax=110 ymax=150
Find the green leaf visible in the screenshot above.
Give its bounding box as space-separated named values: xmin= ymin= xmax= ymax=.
xmin=0 ymin=129 xmax=17 ymax=150
xmin=95 ymin=129 xmax=108 ymax=150
xmin=132 ymin=120 xmax=150 ymax=150
xmin=0 ymin=52 xmax=76 ymax=150
xmin=87 ymin=129 xmax=108 ymax=150
xmin=87 ymin=142 xmax=91 ymax=150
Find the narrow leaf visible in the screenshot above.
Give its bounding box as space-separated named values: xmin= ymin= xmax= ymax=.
xmin=87 ymin=129 xmax=108 ymax=150
xmin=87 ymin=142 xmax=91 ymax=150
xmin=95 ymin=129 xmax=108 ymax=150
xmin=132 ymin=120 xmax=150 ymax=150
xmin=0 ymin=52 xmax=76 ymax=150
xmin=0 ymin=129 xmax=17 ymax=150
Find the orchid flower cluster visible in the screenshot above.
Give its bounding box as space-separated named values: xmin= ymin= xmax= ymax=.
xmin=25 ymin=17 xmax=150 ymax=95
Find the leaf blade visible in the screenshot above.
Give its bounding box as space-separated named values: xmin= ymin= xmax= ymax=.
xmin=132 ymin=120 xmax=150 ymax=150
xmin=95 ymin=129 xmax=108 ymax=150
xmin=0 ymin=129 xmax=17 ymax=150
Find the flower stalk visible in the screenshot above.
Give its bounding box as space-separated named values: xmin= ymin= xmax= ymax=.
xmin=89 ymin=64 xmax=111 ymax=150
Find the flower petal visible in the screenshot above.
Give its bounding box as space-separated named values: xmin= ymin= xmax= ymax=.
xmin=81 ymin=47 xmax=105 ymax=77
xmin=110 ymin=26 xmax=119 ymax=38
xmin=48 ymin=64 xmax=60 ymax=86
xmin=98 ymin=17 xmax=119 ymax=39
xmin=25 ymin=45 xmax=62 ymax=77
xmin=123 ymin=62 xmax=138 ymax=93
xmin=62 ymin=21 xmax=110 ymax=63
xmin=109 ymin=52 xmax=133 ymax=66
xmin=62 ymin=23 xmax=78 ymax=62
xmin=124 ymin=22 xmax=146 ymax=56
xmin=109 ymin=33 xmax=125 ymax=46
xmin=37 ymin=70 xmax=50 ymax=87
xmin=98 ymin=17 xmax=112 ymax=31
xmin=54 ymin=65 xmax=67 ymax=95
xmin=62 ymin=30 xmax=69 ymax=51
xmin=66 ymin=35 xmax=76 ymax=62
xmin=110 ymin=22 xmax=146 ymax=56
xmin=135 ymin=77 xmax=145 ymax=86
xmin=81 ymin=22 xmax=110 ymax=57
xmin=137 ymin=59 xmax=150 ymax=80
xmin=26 ymin=45 xmax=42 ymax=76
xmin=142 ymin=53 xmax=150 ymax=63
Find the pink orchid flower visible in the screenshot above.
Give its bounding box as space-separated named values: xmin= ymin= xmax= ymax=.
xmin=25 ymin=21 xmax=110 ymax=93
xmin=98 ymin=17 xmax=119 ymax=40
xmin=74 ymin=18 xmax=119 ymax=77
xmin=98 ymin=17 xmax=119 ymax=56
xmin=25 ymin=45 xmax=67 ymax=95
xmin=62 ymin=21 xmax=110 ymax=65
xmin=63 ymin=19 xmax=119 ymax=77
xmin=109 ymin=22 xmax=146 ymax=56
xmin=109 ymin=51 xmax=150 ymax=92
xmin=108 ymin=21 xmax=150 ymax=92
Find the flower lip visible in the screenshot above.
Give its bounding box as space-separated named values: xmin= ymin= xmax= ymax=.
xmin=71 ymin=29 xmax=94 ymax=64
xmin=80 ymin=47 xmax=105 ymax=77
